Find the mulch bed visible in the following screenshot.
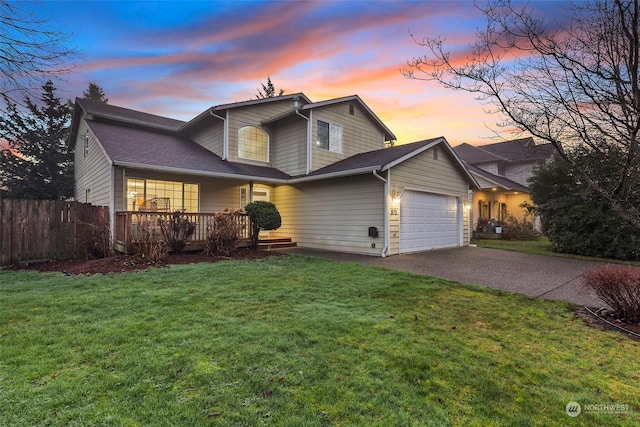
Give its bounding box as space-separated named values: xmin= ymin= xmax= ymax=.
xmin=576 ymin=307 xmax=640 ymax=341
xmin=4 ymin=249 xmax=281 ymax=275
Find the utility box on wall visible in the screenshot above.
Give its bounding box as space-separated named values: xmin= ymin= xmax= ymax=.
xmin=368 ymin=226 xmax=378 ymax=237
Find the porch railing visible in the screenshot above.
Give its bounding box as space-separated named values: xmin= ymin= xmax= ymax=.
xmin=114 ymin=211 xmax=254 ymax=252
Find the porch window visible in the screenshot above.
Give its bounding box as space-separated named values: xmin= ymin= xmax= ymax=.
xmin=316 ymin=120 xmax=342 ymax=153
xmin=126 ymin=178 xmax=199 ymax=212
xmin=238 ymin=126 xmax=268 ymax=162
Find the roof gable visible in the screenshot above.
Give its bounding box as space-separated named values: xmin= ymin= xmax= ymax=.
xmin=454 ymin=138 xmax=555 ymax=165
xmin=297 ymin=137 xmax=479 ymax=189
xmin=465 ymin=163 xmax=529 ymax=192
xmin=301 ymin=94 xmax=396 ymax=141
xmin=87 ymin=121 xmax=290 ymax=182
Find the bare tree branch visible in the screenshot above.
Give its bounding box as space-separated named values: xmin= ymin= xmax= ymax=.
xmin=0 ymin=1 xmax=77 ymax=109
xmin=403 ymin=0 xmax=640 ymax=230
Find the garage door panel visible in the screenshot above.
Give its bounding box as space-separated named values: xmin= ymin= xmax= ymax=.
xmin=399 ymin=191 xmax=460 ymax=253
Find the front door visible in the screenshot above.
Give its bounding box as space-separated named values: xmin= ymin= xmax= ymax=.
xmin=252 ymin=189 xmax=270 ymax=203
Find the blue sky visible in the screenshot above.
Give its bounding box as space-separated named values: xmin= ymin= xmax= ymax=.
xmin=27 ymin=0 xmax=569 ymax=146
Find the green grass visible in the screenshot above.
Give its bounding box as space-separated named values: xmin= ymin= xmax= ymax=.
xmin=472 ymin=237 xmax=640 ymax=265
xmin=1 ymin=255 xmax=639 ymax=426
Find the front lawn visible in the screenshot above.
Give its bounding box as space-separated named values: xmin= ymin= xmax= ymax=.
xmin=1 ymin=255 xmax=638 ymax=426
xmin=472 ymin=237 xmax=640 ymax=265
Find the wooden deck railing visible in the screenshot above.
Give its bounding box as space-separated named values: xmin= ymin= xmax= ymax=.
xmin=114 ymin=211 xmax=253 ymax=252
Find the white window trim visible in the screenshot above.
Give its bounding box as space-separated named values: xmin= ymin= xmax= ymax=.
xmin=126 ymin=178 xmax=200 ymax=213
xmin=316 ymin=120 xmax=342 ymax=154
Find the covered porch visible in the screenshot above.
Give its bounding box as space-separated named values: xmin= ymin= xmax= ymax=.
xmin=114 ymin=211 xmax=254 ymax=253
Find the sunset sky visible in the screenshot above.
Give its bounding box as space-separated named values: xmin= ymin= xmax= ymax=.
xmin=29 ymin=0 xmax=569 ymax=146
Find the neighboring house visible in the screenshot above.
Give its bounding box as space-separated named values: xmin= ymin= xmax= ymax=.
xmin=453 ymin=138 xmax=555 ymax=230
xmin=70 ymin=93 xmax=479 ymax=256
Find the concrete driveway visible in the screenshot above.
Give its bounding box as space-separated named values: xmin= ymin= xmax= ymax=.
xmin=281 ymin=246 xmax=605 ymax=307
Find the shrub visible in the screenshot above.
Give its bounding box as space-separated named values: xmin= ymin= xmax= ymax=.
xmin=159 ymin=211 xmax=196 ymax=254
xmin=244 ymin=201 xmax=281 ymax=247
xmin=131 ymin=219 xmax=168 ymax=262
xmin=77 ymin=207 xmax=112 ymax=259
xmin=204 ymin=209 xmax=243 ymax=256
xmin=501 ymin=215 xmax=539 ymax=241
xmin=529 ymin=154 xmax=640 ymax=260
xmin=583 ymin=264 xmax=640 ymax=323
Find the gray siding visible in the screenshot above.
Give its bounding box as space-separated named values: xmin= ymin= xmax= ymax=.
xmin=74 ymin=120 xmax=112 ymax=207
xmin=227 ymin=99 xmax=297 ymax=166
xmin=311 ymin=103 xmax=386 ymax=171
xmin=190 ymin=121 xmax=224 ymax=157
xmin=505 ymin=161 xmax=537 ymax=186
xmin=269 ymin=115 xmax=307 ymax=176
xmin=273 ymin=175 xmax=385 ymax=255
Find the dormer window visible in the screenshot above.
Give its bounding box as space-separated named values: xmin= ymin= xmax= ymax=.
xmin=238 ymin=126 xmax=268 ymax=162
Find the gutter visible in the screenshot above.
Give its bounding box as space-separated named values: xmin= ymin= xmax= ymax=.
xmin=307 ymin=110 xmax=313 ymax=174
xmin=372 ymin=170 xmax=390 ymax=257
xmin=113 ymin=161 xmax=290 ymax=184
xmin=290 ymin=165 xmax=382 ymax=183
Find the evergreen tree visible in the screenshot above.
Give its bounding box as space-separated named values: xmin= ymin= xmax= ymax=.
xmin=529 ymin=153 xmax=640 ymax=261
xmin=0 ymin=80 xmax=73 ymax=200
xmin=82 ymin=82 xmax=108 ymax=103
xmin=256 ymin=76 xmax=284 ymax=99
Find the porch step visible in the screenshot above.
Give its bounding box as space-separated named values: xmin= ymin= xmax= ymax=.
xmin=258 ymin=237 xmax=297 ymax=250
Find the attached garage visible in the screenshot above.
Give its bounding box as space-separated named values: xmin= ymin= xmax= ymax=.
xmin=399 ymin=191 xmax=461 ymax=253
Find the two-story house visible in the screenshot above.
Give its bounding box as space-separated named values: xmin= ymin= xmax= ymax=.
xmin=70 ymin=93 xmax=479 ymax=256
xmin=454 ymin=138 xmax=555 ymax=230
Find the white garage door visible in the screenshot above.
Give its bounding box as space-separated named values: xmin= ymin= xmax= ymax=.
xmin=399 ymin=191 xmax=460 ymax=253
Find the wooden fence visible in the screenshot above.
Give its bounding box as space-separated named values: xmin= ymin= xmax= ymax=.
xmin=0 ymin=199 xmax=109 ymax=266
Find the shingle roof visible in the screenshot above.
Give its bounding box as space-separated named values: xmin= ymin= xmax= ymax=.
xmin=77 ymin=98 xmax=185 ymax=130
xmin=302 ymin=138 xmax=442 ymax=178
xmin=465 ymin=163 xmax=529 ymax=192
xmin=87 ymin=121 xmax=290 ymax=181
xmin=454 ymin=137 xmax=555 ymax=164
xmin=453 ymin=143 xmax=503 ymax=164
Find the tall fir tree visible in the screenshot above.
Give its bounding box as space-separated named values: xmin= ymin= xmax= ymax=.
xmin=0 ymin=80 xmax=73 ymax=200
xmin=256 ymin=76 xmax=284 ymax=99
xmin=82 ymin=82 xmax=108 ymax=103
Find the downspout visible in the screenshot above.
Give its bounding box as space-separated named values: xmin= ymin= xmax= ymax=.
xmin=372 ymin=170 xmax=390 ymax=257
xmin=307 ymin=110 xmax=313 ymax=174
xmin=209 ymin=110 xmax=228 ymax=160
xmin=294 ymin=108 xmax=311 ymax=174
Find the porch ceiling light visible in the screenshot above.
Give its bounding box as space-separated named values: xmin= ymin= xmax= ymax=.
xmin=491 ymin=187 xmax=497 ymax=191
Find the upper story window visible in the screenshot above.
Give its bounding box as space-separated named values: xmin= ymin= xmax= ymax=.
xmin=238 ymin=126 xmax=268 ymax=162
xmin=83 ymin=129 xmax=89 ymax=158
xmin=316 ymin=120 xmax=342 ymax=153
